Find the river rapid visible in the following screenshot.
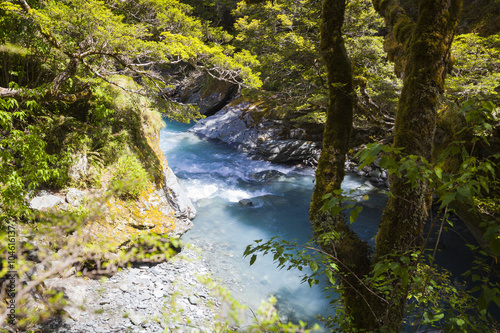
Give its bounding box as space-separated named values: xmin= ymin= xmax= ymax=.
xmin=159 ymin=120 xmax=388 ymax=328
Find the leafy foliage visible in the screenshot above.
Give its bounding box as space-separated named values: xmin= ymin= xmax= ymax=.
xmin=447 ymin=33 xmax=500 ymax=102
xmin=0 ymin=96 xmax=71 ymax=224
xmin=232 ymin=0 xmax=397 ymax=127
xmin=0 ymin=0 xmax=263 ymax=226
xmin=110 ymin=155 xmax=151 ymax=200
xmin=233 ymin=0 xmax=325 ymax=118
xmin=245 ymin=97 xmax=499 ymax=330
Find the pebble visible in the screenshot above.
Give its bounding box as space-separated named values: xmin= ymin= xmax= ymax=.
xmin=40 ymin=247 xmax=226 ymax=333
xmin=188 ymin=295 xmax=200 ymax=305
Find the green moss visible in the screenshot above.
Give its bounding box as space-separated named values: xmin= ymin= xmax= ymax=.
xmin=0 ymin=43 xmax=30 ymax=56
xmin=393 ymin=17 xmax=414 ymax=45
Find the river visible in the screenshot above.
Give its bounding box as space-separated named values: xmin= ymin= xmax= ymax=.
xmin=159 ymin=120 xmax=389 ymax=328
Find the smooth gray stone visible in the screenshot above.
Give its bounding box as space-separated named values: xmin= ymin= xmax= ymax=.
xmin=30 ymin=194 xmax=63 ymax=210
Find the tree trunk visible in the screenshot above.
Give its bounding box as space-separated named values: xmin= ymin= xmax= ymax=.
xmin=374 ymin=0 xmax=462 ymax=258
xmin=309 ymin=0 xmax=376 ymax=329
xmin=372 ymin=0 xmax=462 ymax=331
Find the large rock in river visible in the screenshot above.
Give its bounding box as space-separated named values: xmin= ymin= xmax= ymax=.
xmin=188 ymin=101 xmax=321 ymax=165
xmin=164 ymin=165 xmax=197 ymax=220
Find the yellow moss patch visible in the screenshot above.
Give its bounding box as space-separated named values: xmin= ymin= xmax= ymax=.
xmin=84 ymin=184 xmax=176 ymax=249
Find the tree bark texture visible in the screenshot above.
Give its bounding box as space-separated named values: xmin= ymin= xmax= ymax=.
xmin=310 ymin=0 xmax=375 ymax=329
xmin=374 ymin=0 xmax=462 ymax=264
xmin=372 ymin=0 xmax=462 ymax=331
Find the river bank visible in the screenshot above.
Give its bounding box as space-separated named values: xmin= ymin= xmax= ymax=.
xmin=40 ymin=247 xmax=231 ymax=333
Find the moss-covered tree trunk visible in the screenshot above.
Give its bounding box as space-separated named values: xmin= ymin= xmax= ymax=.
xmin=373 ymin=0 xmax=461 ymax=257
xmin=371 ymin=0 xmax=462 ymax=331
xmin=309 ymin=0 xmax=376 ymax=329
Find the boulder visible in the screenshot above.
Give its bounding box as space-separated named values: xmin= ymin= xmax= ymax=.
xmin=369 ymin=168 xmax=381 ymax=178
xmin=189 ymin=101 xmax=321 ymax=165
xmin=248 ymin=170 xmax=286 ymax=182
xmin=66 ymin=188 xmax=86 ymax=206
xmin=238 ymin=199 xmax=253 ymax=207
xmin=68 ymin=153 xmax=88 ymax=182
xmin=247 ymin=194 xmax=288 ymax=208
xmin=43 ymin=277 xmax=89 ymax=321
xmin=29 ymin=193 xmax=63 ymax=211
xmin=261 ymin=140 xmax=320 ymax=164
xmin=18 ymin=293 xmax=48 ymax=320
xmin=178 ymin=73 xmax=239 ymax=116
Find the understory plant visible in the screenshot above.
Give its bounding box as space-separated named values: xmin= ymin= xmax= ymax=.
xmin=110 ymin=154 xmax=151 ymax=200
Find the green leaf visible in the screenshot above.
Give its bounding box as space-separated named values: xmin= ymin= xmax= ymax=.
xmin=435 ymin=168 xmax=442 ymax=180
xmin=358 ymin=143 xmax=384 ymax=168
xmin=439 ymin=192 xmax=456 ymax=209
xmin=309 ymin=261 xmax=319 ymax=273
xmin=400 ymin=256 xmax=410 ymax=265
xmin=389 ymin=262 xmax=400 ymax=271
xmin=249 ymin=254 xmax=257 ymax=266
xmin=457 ymin=186 xmax=472 ymax=199
xmin=490 ymin=239 xmax=500 ymax=257
xmin=494 ymin=295 xmax=500 ymax=308
xmin=434 ymin=313 xmax=444 ymax=320
xmin=349 ymin=206 xmax=363 ymax=224
xmin=243 ymin=245 xmax=252 ymax=256
xmin=325 ymin=269 xmax=335 ymax=284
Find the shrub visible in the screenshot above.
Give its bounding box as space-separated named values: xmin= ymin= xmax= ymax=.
xmin=110 ymin=155 xmax=150 ymax=199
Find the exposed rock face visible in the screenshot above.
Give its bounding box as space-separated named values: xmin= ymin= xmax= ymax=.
xmin=248 ymin=170 xmax=286 ymax=182
xmin=66 ymin=188 xmax=86 ymax=206
xmin=43 ymin=277 xmax=89 ymax=321
xmin=68 ymin=153 xmax=88 ymax=182
xmin=178 ymin=73 xmax=239 ymax=116
xmin=238 ymin=199 xmax=253 ymax=207
xmin=188 ymin=101 xmax=321 ymax=165
xmin=28 ymin=134 xmax=195 ymax=248
xmin=83 ymin=135 xmax=195 ymax=247
xmin=164 ymin=166 xmax=196 ymax=220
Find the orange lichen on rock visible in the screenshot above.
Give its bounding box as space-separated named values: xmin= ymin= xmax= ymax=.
xmin=84 ymin=183 xmax=177 ymax=249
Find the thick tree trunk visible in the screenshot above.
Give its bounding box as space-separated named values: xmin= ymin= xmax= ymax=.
xmin=372 ymin=0 xmax=462 ymax=331
xmin=375 ymin=0 xmax=461 ymax=258
xmin=309 ymin=0 xmax=376 ymax=329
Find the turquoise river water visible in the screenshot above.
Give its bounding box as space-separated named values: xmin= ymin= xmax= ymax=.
xmin=159 ymin=120 xmax=389 ymax=328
